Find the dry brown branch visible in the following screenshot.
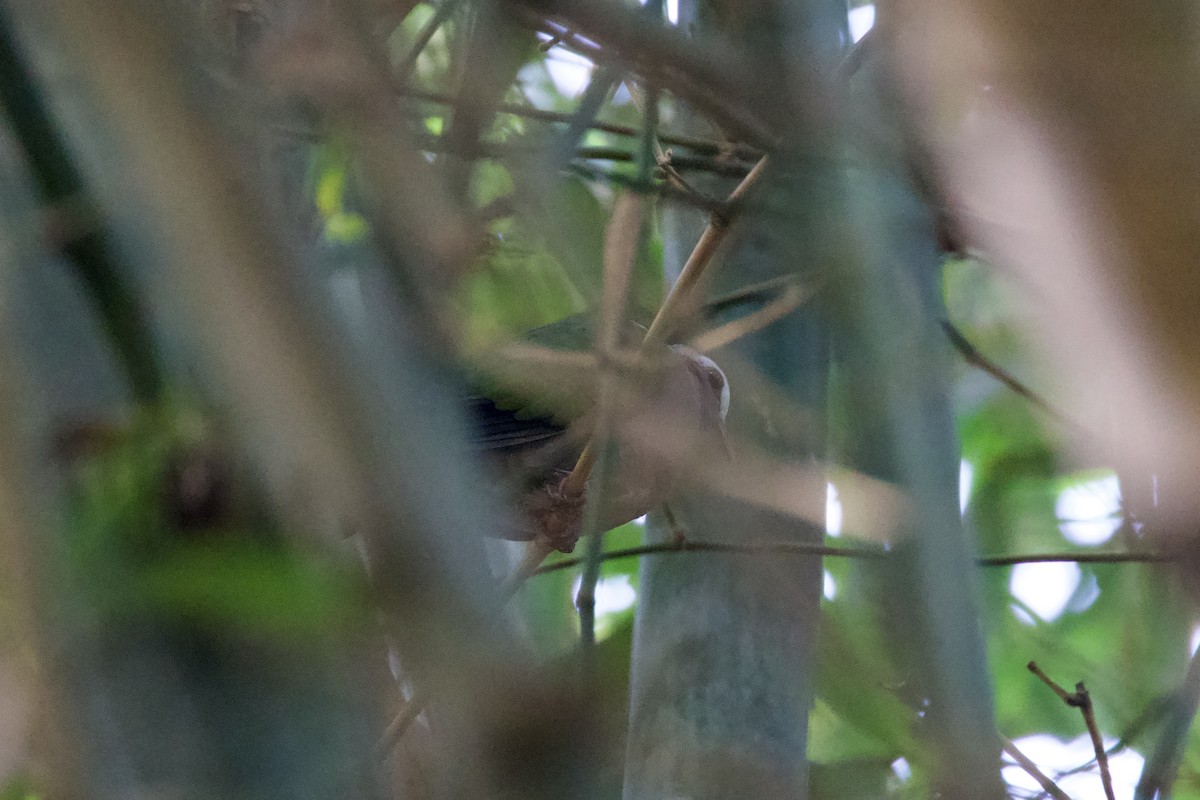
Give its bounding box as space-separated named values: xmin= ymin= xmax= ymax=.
xmin=1027 ymin=663 xmax=1117 ymax=800
xmin=624 ymin=80 xmax=713 ymax=203
xmin=689 ymin=280 xmax=817 ymax=353
xmin=1078 ymin=684 xmax=1118 ymax=800
xmin=1027 ymin=661 xmax=1080 ymax=706
xmin=534 ymin=540 xmax=885 ymax=575
xmin=1002 ymin=736 xmax=1074 ymax=800
xmin=643 ymin=155 xmax=771 ymax=347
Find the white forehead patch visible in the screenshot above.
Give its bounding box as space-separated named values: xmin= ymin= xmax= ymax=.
xmin=670 ymin=345 xmax=730 ymax=419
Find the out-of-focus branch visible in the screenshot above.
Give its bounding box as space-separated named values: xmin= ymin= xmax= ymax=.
xmin=10 ymin=1 xmax=570 ymax=794
xmin=575 ymin=193 xmax=642 ymax=649
xmin=0 ymin=13 xmax=162 ymax=404
xmin=402 ymin=86 xmax=763 ymax=160
xmin=260 ymin=7 xmax=477 ymax=301
xmin=1135 ymin=647 xmax=1200 ymax=799
xmin=394 ymin=0 xmax=464 ymax=87
xmin=507 ymin=0 xmax=779 ymax=148
xmin=689 ymin=280 xmax=816 ymax=353
xmin=0 ymin=259 xmax=85 ymax=800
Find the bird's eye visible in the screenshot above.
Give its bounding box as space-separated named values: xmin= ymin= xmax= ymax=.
xmin=698 ymin=361 xmax=730 ymax=419
xmin=703 ymin=366 xmax=725 ymax=394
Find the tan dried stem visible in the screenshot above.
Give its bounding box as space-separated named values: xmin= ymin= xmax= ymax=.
xmin=689 ymin=279 xmax=817 ymax=353
xmin=560 ymin=193 xmax=643 ymax=499
xmin=643 ymin=155 xmax=770 ymax=348
xmin=1078 ymin=684 xmax=1117 ymax=800
xmin=559 ymin=154 xmax=771 ymax=502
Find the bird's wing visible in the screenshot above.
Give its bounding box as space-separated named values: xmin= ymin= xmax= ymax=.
xmin=464 ymin=394 xmax=566 ymax=452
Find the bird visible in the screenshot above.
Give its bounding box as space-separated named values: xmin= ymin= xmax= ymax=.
xmin=466 ymin=317 xmax=730 ymax=553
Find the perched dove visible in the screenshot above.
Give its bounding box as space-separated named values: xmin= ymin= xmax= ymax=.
xmin=468 ymin=320 xmax=729 ymax=553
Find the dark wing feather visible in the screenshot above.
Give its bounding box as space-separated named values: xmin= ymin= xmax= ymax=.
xmin=465 ymin=394 xmax=566 ymax=452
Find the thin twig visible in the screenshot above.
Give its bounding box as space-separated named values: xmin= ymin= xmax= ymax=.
xmin=527 ymin=18 xmax=602 ymax=59
xmin=1028 ymin=663 xmax=1117 ymax=800
xmin=942 ymin=321 xmax=1068 ymax=423
xmin=1076 ymin=683 xmax=1118 ymax=800
xmin=531 ymin=541 xmax=1173 ymax=577
xmin=538 ymin=27 xmax=572 ymax=51
xmin=1027 ymin=661 xmax=1082 ymax=706
xmin=689 ymin=280 xmax=817 ymax=353
xmin=1058 ymin=693 xmax=1165 ymax=781
xmin=561 ymin=163 xmax=720 ymax=214
xmin=657 ymin=149 xmax=719 ymax=204
xmin=395 ymin=0 xmax=465 ymax=87
xmin=534 ymin=540 xmax=882 ymax=575
xmin=1002 ymin=736 xmax=1074 ymax=800
xmin=401 ymin=87 xmax=764 ymax=160
xmin=418 ymin=136 xmax=753 ymax=176
xmin=565 ymin=161 xmax=725 ymax=213
xmin=980 ymin=551 xmax=1173 ymax=567
xmin=636 ymin=81 xmax=659 ymax=186
xmin=625 ymin=80 xmax=713 ymax=203
xmin=700 ymin=275 xmax=807 ymax=319
xmin=578 ymin=89 xmax=656 ymax=646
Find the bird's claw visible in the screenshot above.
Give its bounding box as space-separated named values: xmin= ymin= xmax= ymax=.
xmin=531 ymin=475 xmax=586 ymax=553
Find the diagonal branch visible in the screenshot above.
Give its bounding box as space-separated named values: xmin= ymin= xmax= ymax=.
xmin=942 ymin=321 xmax=1068 ymax=423
xmin=559 ymin=154 xmax=771 ymax=500
xmin=1002 ymin=736 xmax=1074 ymax=800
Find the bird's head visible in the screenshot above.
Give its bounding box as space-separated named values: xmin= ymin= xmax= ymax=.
xmin=669 ymin=344 xmax=730 ymax=421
